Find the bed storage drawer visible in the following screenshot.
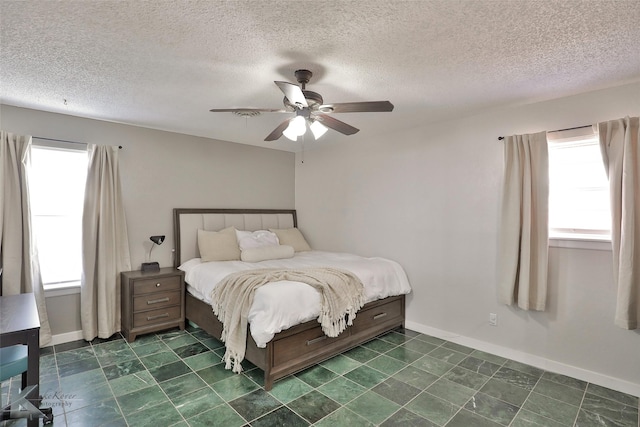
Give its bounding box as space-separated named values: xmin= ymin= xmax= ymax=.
xmin=351 ymin=297 xmax=404 ymax=334
xmin=272 ymin=325 xmax=348 ymax=366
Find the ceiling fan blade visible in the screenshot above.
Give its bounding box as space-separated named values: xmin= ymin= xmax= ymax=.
xmin=209 ymin=108 xmax=288 ymax=113
xmin=314 ymin=113 xmax=359 ymax=135
xmin=319 ymin=101 xmax=394 ymax=113
xmin=275 ymin=81 xmax=308 ymax=108
xmin=264 ymin=119 xmax=291 ymax=141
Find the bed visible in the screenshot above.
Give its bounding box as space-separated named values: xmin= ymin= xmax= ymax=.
xmin=173 ymin=208 xmax=410 ymax=390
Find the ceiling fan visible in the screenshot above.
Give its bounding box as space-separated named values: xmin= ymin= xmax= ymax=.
xmin=209 ymin=69 xmax=394 ymax=141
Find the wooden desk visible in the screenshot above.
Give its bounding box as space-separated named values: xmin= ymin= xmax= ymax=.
xmin=0 ymin=293 xmax=40 ymax=427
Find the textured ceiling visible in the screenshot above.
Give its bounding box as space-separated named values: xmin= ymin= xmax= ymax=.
xmin=1 ymin=0 xmax=639 ymax=152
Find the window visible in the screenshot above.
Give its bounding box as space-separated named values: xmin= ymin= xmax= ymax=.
xmin=29 ymin=140 xmax=88 ymax=289
xmin=547 ymin=126 xmax=611 ymax=241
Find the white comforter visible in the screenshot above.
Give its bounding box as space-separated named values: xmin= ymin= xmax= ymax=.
xmin=179 ymin=250 xmax=412 ymax=347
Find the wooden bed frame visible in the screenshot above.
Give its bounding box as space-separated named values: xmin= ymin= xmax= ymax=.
xmin=173 ymin=208 xmax=406 ymax=390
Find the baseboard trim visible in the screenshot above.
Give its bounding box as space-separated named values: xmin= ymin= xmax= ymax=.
xmin=405 ymin=320 xmax=640 ymax=398
xmin=50 ymin=330 xmax=84 ymax=346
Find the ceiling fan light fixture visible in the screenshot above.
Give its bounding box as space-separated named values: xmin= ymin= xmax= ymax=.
xmin=282 ymin=125 xmax=298 ymax=141
xmin=310 ymin=120 xmax=328 ymax=139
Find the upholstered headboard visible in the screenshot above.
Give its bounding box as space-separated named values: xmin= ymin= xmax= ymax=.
xmin=173 ymin=208 xmax=297 ymax=267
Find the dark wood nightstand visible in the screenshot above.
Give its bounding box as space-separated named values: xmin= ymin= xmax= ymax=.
xmin=120 ymin=267 xmax=185 ymax=342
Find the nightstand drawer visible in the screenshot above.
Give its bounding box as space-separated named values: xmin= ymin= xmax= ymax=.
xmin=133 ymin=290 xmax=181 ymax=312
xmin=133 ymin=305 xmax=182 ymax=328
xmin=133 ymin=275 xmax=181 ymax=295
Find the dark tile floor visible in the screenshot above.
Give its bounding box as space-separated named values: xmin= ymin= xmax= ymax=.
xmin=1 ymin=326 xmax=638 ymax=426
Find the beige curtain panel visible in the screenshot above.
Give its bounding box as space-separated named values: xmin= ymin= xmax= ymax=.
xmin=599 ymin=116 xmax=640 ymax=330
xmin=0 ymin=131 xmax=52 ymax=346
xmin=81 ymin=144 xmax=131 ymax=341
xmin=497 ymin=131 xmax=549 ymax=311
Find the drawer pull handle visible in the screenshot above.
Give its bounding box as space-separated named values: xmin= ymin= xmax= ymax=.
xmin=147 ymin=313 xmax=170 ymax=321
xmin=306 ymin=336 xmax=327 ymax=346
xmin=373 ymin=312 xmax=388 ymax=320
xmin=147 ymin=297 xmax=170 ymax=305
xmin=155 ymin=283 xmax=161 ymax=287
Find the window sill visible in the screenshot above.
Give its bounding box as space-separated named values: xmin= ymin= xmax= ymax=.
xmin=549 ymin=236 xmax=611 ymax=251
xmin=44 ymin=282 xmax=81 ymax=297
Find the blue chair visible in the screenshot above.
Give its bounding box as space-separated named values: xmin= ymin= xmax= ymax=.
xmin=1 ymin=345 xmax=53 ymax=424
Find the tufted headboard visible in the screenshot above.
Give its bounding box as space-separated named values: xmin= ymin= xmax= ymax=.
xmin=173 ymin=208 xmax=297 ymax=267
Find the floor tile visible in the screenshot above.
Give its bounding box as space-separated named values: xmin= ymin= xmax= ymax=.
xmin=288 ymin=390 xmax=341 ymax=424
xmin=523 ymin=391 xmax=580 ymax=426
xmin=295 ymin=364 xmax=338 ymax=388
xmin=30 ymin=327 xmax=639 ymax=427
xmin=317 ymin=376 xmax=367 ymax=405
xmin=123 ymin=400 xmax=184 ymax=427
xmin=64 ymin=397 xmax=123 ymax=426
xmin=186 ymin=403 xmax=246 ymax=427
xmin=172 ymin=342 xmax=210 ymax=358
xmin=116 ymin=384 xmax=168 ymax=415
xmin=108 ymin=370 xmax=157 ymax=397
xmin=380 ymin=408 xmax=438 ymax=426
xmin=511 ymin=408 xmax=566 ymax=427
xmin=211 ymin=372 xmax=259 ymax=401
xmin=426 ymin=378 xmax=476 ymax=406
xmin=464 ymin=392 xmax=519 ymax=425
xmin=159 ymin=372 xmax=208 ymax=401
xmin=428 ymin=346 xmax=468 ymax=365
xmin=345 ymin=390 xmax=401 ymax=425
xmin=392 ymin=365 xmax=439 ymax=389
xmin=228 ymin=389 xmax=282 ymax=422
xmin=372 ymin=377 xmax=421 ymax=405
xmin=195 ymin=362 xmax=236 ymax=386
xmin=102 ymin=358 xmax=146 ymax=380
xmin=268 ymin=375 xmax=314 ymax=404
xmin=366 ymin=354 xmax=407 ymax=375
xmin=320 ymin=353 xmax=362 ymax=374
xmin=480 ymin=377 xmax=531 ymax=407
xmin=446 ymin=408 xmax=504 ymax=427
xmin=405 ymin=391 xmax=459 ymax=425
xmin=579 ymin=392 xmax=639 ymax=427
xmin=148 ymin=360 xmax=191 ymax=382
xmin=313 ymin=406 xmax=375 ymax=427
xmin=183 ymin=351 xmax=222 ymax=371
xmin=443 ymin=365 xmax=491 ymax=390
xmin=343 ymin=365 xmax=388 ymax=388
xmin=251 ymin=405 xmax=310 ymax=426
xmin=172 ymin=386 xmax=224 ymax=418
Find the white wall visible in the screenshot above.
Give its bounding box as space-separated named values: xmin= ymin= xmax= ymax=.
xmin=1 ymin=105 xmax=295 ymax=335
xmin=295 ymin=82 xmax=640 ymax=395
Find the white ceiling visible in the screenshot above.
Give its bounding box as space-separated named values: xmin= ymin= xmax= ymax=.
xmin=2 ymin=0 xmax=639 ymax=152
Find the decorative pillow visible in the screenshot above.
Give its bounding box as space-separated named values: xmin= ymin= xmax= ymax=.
xmin=268 ymin=228 xmax=311 ymax=252
xmin=235 ymin=229 xmax=280 ymax=251
xmin=197 ymin=227 xmax=240 ymax=262
xmin=240 ymin=245 xmax=295 ymax=262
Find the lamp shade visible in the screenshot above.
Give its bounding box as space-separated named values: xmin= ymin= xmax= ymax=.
xmin=310 ymin=120 xmax=328 ymax=139
xmin=150 ymin=235 xmax=165 ymax=245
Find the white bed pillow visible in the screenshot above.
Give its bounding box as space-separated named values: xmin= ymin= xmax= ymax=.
xmin=269 ymin=228 xmax=311 ymax=252
xmin=235 ymin=229 xmax=280 ymax=251
xmin=198 ymin=227 xmax=240 ymax=262
xmin=240 ymin=245 xmax=295 ymax=262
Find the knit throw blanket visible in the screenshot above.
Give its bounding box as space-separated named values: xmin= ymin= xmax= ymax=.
xmin=210 ymin=267 xmax=366 ymax=373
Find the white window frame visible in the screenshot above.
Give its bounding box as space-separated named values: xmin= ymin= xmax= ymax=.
xmin=547 ymin=126 xmax=612 ymax=251
xmin=29 ymin=138 xmax=88 ymax=293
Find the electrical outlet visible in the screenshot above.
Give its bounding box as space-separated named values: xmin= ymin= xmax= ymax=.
xmin=489 ymin=313 xmax=498 ymax=326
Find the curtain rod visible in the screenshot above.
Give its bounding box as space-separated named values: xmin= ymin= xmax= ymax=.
xmin=497 ymin=124 xmax=593 ymax=141
xmin=33 ymin=136 xmax=122 ymax=149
